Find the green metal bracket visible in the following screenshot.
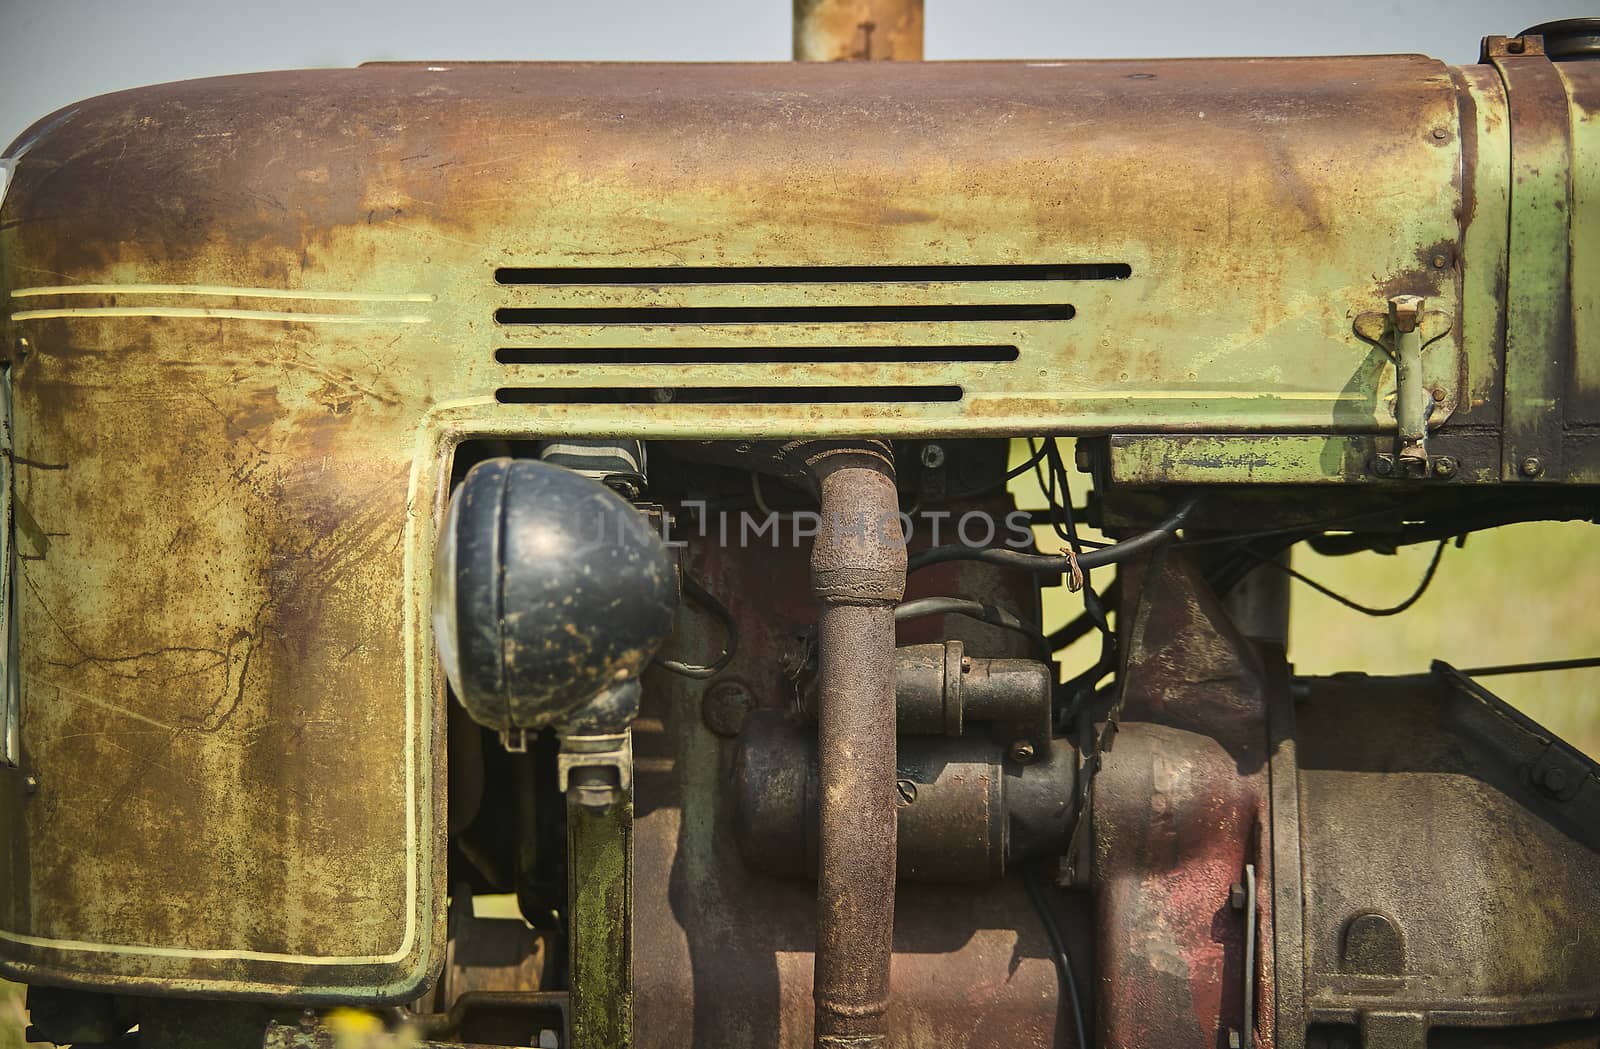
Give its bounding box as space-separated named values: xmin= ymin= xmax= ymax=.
xmin=563 ymin=732 xmax=635 ymax=1049
xmin=1484 ymin=32 xmax=1575 ymax=482
xmin=1389 ymin=295 xmax=1430 ymax=476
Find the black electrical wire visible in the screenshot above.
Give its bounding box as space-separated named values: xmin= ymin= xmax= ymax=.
xmin=894 ymin=596 xmax=1051 ymax=658
xmin=1046 ymin=581 xmax=1120 ymax=651
xmin=907 ymin=498 xmax=1199 ymax=576
xmin=1023 ymin=865 xmax=1089 ymax=1049
xmin=1041 ymin=439 xmax=1116 ymax=646
xmin=943 ymin=439 xmax=1054 ymax=501
xmin=1028 ymin=438 xmax=1073 ymax=544
xmin=654 ymin=576 xmax=739 ymax=679
xmin=1242 ymin=538 xmax=1449 ymax=617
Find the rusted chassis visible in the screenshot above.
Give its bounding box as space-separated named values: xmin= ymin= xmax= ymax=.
xmin=0 ymin=36 xmax=1594 ymax=1027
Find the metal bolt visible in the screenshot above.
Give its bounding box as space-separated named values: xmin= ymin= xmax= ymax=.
xmin=1541 ymin=766 xmax=1570 ymax=794
xmin=959 ymin=655 xmax=972 ymax=672
xmin=1008 ymin=739 xmax=1036 ymax=765
xmin=1229 ymin=882 xmax=1247 ymax=910
xmin=734 ymin=441 xmax=753 ymax=454
xmin=921 ymin=443 xmax=946 ymax=469
xmin=1520 ymin=456 xmax=1544 ymax=479
xmin=1370 ymin=455 xmax=1394 ymax=477
xmin=1432 ymin=457 xmax=1457 ymax=479
xmin=895 ymin=779 xmax=918 ymax=805
xmin=1228 ymin=1028 xmax=1243 ymax=1049
xmin=1431 ymin=127 xmax=1448 ymax=141
xmin=1431 ymin=387 xmax=1447 ymax=402
xmin=1507 ymin=37 xmax=1526 ymax=54
xmin=299 ymin=1008 xmax=318 ymax=1030
xmin=1431 ymin=253 xmax=1449 ymax=268
xmin=701 ymin=680 xmax=755 ymax=739
xmin=22 ymin=773 xmax=38 ymax=794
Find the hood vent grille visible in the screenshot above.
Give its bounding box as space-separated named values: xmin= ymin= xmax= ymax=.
xmin=491 ymin=262 xmax=1129 ymax=407
xmin=494 ymin=263 xmax=1131 ymax=285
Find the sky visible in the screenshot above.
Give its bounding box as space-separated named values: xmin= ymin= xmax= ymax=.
xmin=0 ymin=0 xmax=1586 ymax=149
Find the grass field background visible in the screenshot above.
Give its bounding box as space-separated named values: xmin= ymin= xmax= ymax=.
xmin=1 ymin=441 xmax=1594 ymax=1039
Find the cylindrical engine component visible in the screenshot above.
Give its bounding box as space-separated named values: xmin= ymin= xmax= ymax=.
xmin=797 ymin=440 xmax=906 ymax=1049
xmin=793 ymin=0 xmax=923 ymax=62
xmin=800 ymin=641 xmax=1053 ymax=737
xmin=733 ymin=710 xmax=1076 ymax=883
xmin=432 ymin=457 xmax=678 ymax=738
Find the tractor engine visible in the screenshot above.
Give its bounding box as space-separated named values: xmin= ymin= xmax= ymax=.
xmin=1 ymin=8 xmax=1597 ymax=1048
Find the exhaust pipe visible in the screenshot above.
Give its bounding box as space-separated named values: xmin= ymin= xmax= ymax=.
xmin=794 ymin=0 xmax=924 ymax=62
xmin=791 ymin=441 xmax=907 ymax=1049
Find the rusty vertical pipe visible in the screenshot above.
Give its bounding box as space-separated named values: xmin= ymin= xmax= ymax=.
xmin=794 ymin=441 xmax=906 ymax=1049
xmin=794 ymin=0 xmax=924 ymax=61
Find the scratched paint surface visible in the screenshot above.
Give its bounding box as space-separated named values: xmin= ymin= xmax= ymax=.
xmin=0 ymin=57 xmax=1466 ymax=999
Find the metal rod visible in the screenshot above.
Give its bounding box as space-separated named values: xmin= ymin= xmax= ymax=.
xmin=801 ymin=442 xmax=906 ymax=1049
xmin=1459 ymin=655 xmax=1600 ymax=677
xmin=794 ymin=0 xmax=924 ymax=61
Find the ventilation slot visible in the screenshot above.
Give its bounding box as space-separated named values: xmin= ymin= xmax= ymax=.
xmin=495 ymin=386 xmax=963 ymax=405
xmin=494 ymin=345 xmax=1020 ymax=366
xmin=496 ymin=304 xmax=1073 ymax=325
xmin=495 ymin=263 xmax=1131 ymax=285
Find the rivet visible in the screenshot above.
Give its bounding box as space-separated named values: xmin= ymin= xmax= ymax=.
xmin=1431 ymin=254 xmax=1449 ymax=269
xmin=1431 ymin=127 xmax=1448 ymax=141
xmin=1520 ymin=456 xmax=1544 ymax=479
xmin=1432 ymin=457 xmax=1457 ymax=479
xmin=1371 ymin=455 xmax=1395 ymax=477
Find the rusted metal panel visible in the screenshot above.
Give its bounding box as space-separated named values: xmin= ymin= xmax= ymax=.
xmin=1293 ymin=666 xmax=1600 ymax=1033
xmin=1559 ymin=60 xmax=1600 ymax=431
xmin=1451 ymin=65 xmax=1511 ymax=427
xmin=4 ymin=58 xmax=1465 ymax=439
xmin=1485 ymin=35 xmax=1576 ymax=481
xmin=0 ymin=56 xmax=1469 ymax=998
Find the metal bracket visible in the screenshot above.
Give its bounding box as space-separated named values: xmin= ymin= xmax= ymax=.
xmin=1353 ymin=297 xmax=1454 ymax=479
xmin=558 ymin=731 xmax=634 ymax=798
xmin=1227 ymin=862 xmax=1259 ymax=1049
